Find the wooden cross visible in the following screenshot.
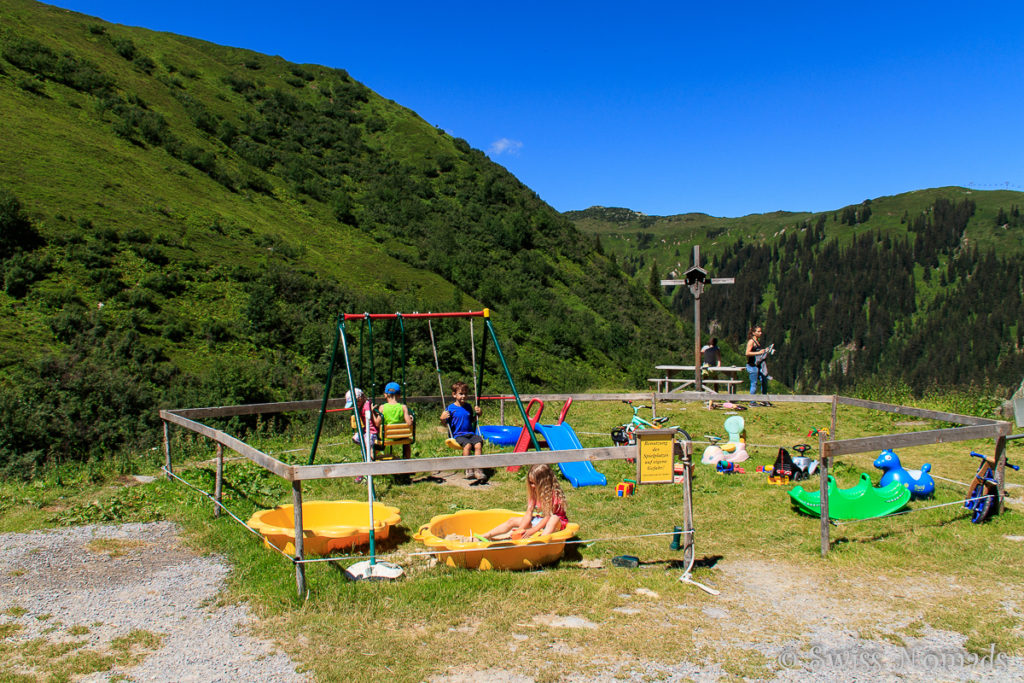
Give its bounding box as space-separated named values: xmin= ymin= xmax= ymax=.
xmin=660 ymin=245 xmax=735 ymax=392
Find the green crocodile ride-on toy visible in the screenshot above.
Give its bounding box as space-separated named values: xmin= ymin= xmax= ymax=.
xmin=789 ymin=473 xmax=911 ymax=520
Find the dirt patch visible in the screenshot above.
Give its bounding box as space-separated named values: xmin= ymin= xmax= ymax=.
xmin=417 ymin=469 xmax=504 ymax=489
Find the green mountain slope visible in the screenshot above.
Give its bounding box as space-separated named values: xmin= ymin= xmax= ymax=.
xmin=0 ymin=0 xmax=690 ymax=473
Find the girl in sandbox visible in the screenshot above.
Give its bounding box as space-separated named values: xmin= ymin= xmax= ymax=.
xmin=481 ymin=464 xmax=568 ymax=540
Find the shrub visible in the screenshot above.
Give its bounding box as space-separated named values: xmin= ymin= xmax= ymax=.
xmin=16 ymin=76 xmax=45 ymax=95
xmin=0 ymin=188 xmax=43 ymax=257
xmin=111 ymin=37 xmax=136 ymax=60
xmin=127 ymin=288 xmax=159 ymax=312
xmin=133 ymin=244 xmax=168 ymax=266
xmin=161 ymin=317 xmax=189 ymax=341
xmin=223 ymin=73 xmax=256 ymax=94
xmin=0 ymin=351 xmax=159 ymax=475
xmin=4 ymin=260 xmax=33 ymax=297
xmin=133 ymin=55 xmax=156 ymax=74
xmin=49 ymin=308 xmax=89 ymax=342
xmin=241 ymin=172 xmax=273 ymax=195
xmin=124 ymin=228 xmax=150 ymax=244
xmin=289 ymin=66 xmax=314 ymax=81
xmin=201 ymin=319 xmax=232 ymax=344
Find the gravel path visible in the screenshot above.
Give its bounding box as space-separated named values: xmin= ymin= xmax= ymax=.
xmin=1 ymin=521 xmax=1021 ymax=682
xmin=0 ymin=521 xmax=308 ymax=682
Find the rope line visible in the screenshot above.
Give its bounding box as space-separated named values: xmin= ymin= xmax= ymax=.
xmin=932 ymin=474 xmax=1022 ymax=490
xmin=293 ymin=529 xmax=696 ymax=565
xmin=931 ymin=474 xmax=970 ymax=487
xmin=830 ymin=495 xmax=992 ymax=526
xmin=160 ymin=467 xmax=294 ymax=561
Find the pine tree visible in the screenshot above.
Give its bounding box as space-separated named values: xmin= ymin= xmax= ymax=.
xmin=648 ymin=258 xmax=661 ymax=298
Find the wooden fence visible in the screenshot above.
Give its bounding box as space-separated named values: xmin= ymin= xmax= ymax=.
xmin=160 ymin=391 xmax=1013 ymax=594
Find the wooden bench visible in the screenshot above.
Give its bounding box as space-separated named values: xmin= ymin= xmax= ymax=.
xmin=647 ymin=378 xmax=744 ymax=394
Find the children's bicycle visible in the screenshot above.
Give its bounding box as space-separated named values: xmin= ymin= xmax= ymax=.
xmin=965 ymin=451 xmax=1019 ymax=523
xmin=611 ymin=400 xmax=681 ymax=446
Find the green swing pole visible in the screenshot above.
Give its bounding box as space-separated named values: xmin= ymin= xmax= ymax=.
xmin=308 ymin=315 xmax=343 ymax=466
xmin=484 ymin=311 xmax=540 ymax=451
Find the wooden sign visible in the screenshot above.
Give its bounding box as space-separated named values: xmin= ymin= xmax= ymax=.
xmin=636 ymin=429 xmax=676 ymax=484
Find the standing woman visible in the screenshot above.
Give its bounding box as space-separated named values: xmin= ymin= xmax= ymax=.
xmin=744 ymin=325 xmax=768 ymax=394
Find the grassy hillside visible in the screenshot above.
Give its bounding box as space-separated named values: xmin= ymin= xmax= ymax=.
xmin=0 ymin=0 xmax=692 ymax=473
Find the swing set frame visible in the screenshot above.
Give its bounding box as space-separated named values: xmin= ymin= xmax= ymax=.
xmin=307 ymin=309 xmax=540 ymax=470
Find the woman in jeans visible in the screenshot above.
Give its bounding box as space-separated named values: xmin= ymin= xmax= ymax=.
xmin=744 ymin=325 xmax=769 ymax=394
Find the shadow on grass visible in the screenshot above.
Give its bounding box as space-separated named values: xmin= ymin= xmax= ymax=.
xmin=647 ymin=554 xmax=723 ymax=570
xmin=830 ymin=510 xmax=970 ymax=548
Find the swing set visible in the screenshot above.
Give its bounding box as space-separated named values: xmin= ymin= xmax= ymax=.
xmin=308 ymin=309 xmax=540 ymax=470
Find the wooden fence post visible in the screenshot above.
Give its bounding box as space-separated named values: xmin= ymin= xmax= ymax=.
xmin=163 ymin=421 xmax=172 ymax=480
xmin=830 ymin=394 xmax=838 ymax=440
xmin=214 ymin=443 xmax=224 ymax=518
xmin=995 ymin=434 xmax=1008 ymax=516
xmin=819 ymin=431 xmax=830 ymax=557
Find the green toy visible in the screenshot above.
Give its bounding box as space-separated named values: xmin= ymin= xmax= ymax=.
xmin=789 ymin=473 xmax=910 ymax=520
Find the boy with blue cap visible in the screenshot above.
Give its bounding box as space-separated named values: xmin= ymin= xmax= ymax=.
xmin=377 ymin=382 xmax=413 ymax=462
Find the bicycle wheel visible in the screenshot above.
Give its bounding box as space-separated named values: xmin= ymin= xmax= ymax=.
xmin=968 ymin=483 xmax=994 ymax=524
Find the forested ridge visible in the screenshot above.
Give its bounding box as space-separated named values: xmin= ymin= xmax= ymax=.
xmin=571 ymin=194 xmax=1024 ymax=394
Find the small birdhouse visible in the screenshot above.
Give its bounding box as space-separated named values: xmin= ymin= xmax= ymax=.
xmin=683 ymin=265 xmax=708 ymax=286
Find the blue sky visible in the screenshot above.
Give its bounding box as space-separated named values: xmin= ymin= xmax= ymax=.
xmin=47 ymin=1 xmax=1024 ymax=217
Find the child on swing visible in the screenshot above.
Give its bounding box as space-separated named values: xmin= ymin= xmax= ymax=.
xmin=440 ymin=380 xmax=486 ymax=481
xmin=345 ymin=388 xmax=377 ymax=446
xmin=481 ymin=464 xmax=568 ymax=540
xmin=375 ymin=382 xmax=414 ymax=461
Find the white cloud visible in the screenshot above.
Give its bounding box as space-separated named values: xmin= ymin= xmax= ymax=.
xmin=489 ymin=138 xmax=523 ymax=156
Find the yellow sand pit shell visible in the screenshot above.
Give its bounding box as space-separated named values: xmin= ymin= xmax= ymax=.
xmin=247 ymin=500 xmax=401 ymax=555
xmin=413 ymin=508 xmax=580 ymax=570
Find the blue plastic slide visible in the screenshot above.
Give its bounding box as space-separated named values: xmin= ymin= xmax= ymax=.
xmin=533 ymin=422 xmax=607 ymax=487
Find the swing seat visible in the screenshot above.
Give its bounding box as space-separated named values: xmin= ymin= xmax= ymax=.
xmin=372 ymin=421 xmax=416 ymax=461
xmin=380 ymin=422 xmax=414 ymax=446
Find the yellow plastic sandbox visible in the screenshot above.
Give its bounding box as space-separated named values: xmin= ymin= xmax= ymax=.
xmin=413 ymin=508 xmax=579 ymax=570
xmin=247 ymin=500 xmax=401 ymax=555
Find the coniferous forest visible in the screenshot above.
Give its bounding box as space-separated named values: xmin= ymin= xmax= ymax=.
xmin=689 ymin=198 xmax=1024 ymax=392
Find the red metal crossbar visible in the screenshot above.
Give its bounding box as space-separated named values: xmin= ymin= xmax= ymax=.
xmin=342 ymin=310 xmax=489 ymax=321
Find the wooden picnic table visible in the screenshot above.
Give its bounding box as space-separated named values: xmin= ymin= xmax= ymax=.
xmin=650 ymin=365 xmax=747 ymax=394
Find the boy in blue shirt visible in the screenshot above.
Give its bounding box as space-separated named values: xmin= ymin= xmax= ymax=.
xmin=440 ymin=380 xmax=486 ymax=480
